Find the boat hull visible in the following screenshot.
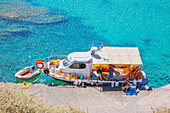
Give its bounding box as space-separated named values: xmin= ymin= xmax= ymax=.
xmin=15 ymin=67 xmax=40 ymax=81
xmin=47 ymin=71 xmax=148 ymax=88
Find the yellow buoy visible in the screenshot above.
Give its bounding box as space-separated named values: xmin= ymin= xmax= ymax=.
xmin=21 ymin=85 xmax=31 ymax=89
xmin=22 ymin=82 xmax=31 ymax=89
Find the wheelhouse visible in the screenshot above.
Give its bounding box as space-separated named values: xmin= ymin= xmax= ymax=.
xmin=55 ymin=52 xmax=92 ymax=78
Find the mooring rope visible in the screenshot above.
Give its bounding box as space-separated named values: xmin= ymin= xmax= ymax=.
xmin=24 ymin=71 xmax=43 ymax=84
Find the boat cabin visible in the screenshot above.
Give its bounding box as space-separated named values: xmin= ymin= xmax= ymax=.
xmin=55 ymin=52 xmax=92 ymax=78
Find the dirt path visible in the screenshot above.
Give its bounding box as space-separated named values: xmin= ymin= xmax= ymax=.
xmin=1 ymin=82 xmax=170 ymax=113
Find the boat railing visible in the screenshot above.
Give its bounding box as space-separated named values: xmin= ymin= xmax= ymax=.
xmin=114 ymin=65 xmax=142 ymax=79
xmin=44 ymin=55 xmax=67 ymax=62
xmin=34 ymin=55 xmax=67 ymax=63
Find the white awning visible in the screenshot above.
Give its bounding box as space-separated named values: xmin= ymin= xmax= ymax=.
xmin=67 ymin=52 xmax=92 ymax=63
xmin=92 ymin=47 xmax=143 ymax=65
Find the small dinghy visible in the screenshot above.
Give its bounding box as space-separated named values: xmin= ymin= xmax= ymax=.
xmin=15 ymin=66 xmax=40 ymax=81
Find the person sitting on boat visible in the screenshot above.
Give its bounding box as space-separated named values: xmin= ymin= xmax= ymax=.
xmin=122 ymin=78 xmax=132 ymax=91
xmin=124 ymin=78 xmax=137 ymax=95
xmin=90 ymin=69 xmax=94 ymax=80
xmin=97 ymin=65 xmax=103 ymax=80
xmin=125 ymin=78 xmax=132 ymax=91
xmin=100 ymin=42 xmax=103 ymax=49
xmin=108 ymin=64 xmax=114 ymax=80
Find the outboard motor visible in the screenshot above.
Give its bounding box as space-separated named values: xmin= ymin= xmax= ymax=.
xmin=31 ymin=65 xmax=35 ymax=70
xmin=43 ymin=67 xmax=49 ymax=75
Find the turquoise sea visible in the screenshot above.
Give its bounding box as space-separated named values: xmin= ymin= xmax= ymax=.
xmin=0 ymin=0 xmax=169 ymax=88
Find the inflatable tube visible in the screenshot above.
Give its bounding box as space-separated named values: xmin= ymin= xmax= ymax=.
xmin=15 ymin=66 xmax=40 ymax=81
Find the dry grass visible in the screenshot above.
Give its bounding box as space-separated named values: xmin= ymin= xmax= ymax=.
xmin=0 ymin=86 xmax=85 ymax=113
xmin=152 ymin=108 xmax=170 ymax=113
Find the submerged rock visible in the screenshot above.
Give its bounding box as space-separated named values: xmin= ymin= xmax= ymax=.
xmin=0 ymin=1 xmax=49 ymax=18
xmin=22 ymin=15 xmax=66 ymax=24
xmin=0 ymin=32 xmax=10 ymax=37
xmin=0 ymin=24 xmax=30 ymax=37
xmin=1 ymin=28 xmax=29 ymax=33
xmin=0 ymin=1 xmax=67 ymax=24
xmin=0 ymin=22 xmax=30 ymax=33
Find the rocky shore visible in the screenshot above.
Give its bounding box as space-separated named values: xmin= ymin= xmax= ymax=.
xmin=0 ymin=82 xmax=169 ymax=113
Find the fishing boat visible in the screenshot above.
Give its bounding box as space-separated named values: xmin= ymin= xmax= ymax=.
xmin=15 ymin=43 xmax=148 ymax=89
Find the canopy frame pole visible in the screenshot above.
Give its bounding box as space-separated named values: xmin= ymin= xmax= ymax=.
xmin=128 ymin=65 xmax=131 ymax=78
xmin=116 ymin=65 xmax=121 ymax=73
xmin=132 ymin=65 xmax=141 ymax=78
xmin=135 ymin=65 xmax=143 ymax=78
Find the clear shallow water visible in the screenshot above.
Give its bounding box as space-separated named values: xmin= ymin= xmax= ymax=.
xmin=0 ymin=0 xmax=169 ymax=88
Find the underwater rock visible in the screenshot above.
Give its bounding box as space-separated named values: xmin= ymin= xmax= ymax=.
xmin=0 ymin=1 xmax=50 ymax=18
xmin=0 ymin=13 xmax=19 ymax=19
xmin=3 ymin=28 xmax=29 ymax=33
xmin=0 ymin=1 xmax=67 ymax=24
xmin=143 ymin=39 xmax=152 ymax=43
xmin=0 ymin=19 xmax=30 ymax=36
xmin=52 ymin=32 xmax=65 ymax=36
xmin=0 ymin=27 xmax=30 ymax=37
xmin=0 ymin=32 xmax=10 ymax=37
xmin=0 ymin=23 xmax=30 ymax=33
xmin=135 ymin=3 xmax=140 ymax=7
xmin=22 ymin=15 xmax=66 ymax=24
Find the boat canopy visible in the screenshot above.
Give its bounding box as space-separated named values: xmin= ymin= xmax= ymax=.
xmin=67 ymin=52 xmax=92 ymax=63
xmin=92 ymin=47 xmax=143 ymax=65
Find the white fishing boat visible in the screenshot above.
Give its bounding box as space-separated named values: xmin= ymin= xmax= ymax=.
xmin=15 ymin=43 xmax=148 ymax=89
